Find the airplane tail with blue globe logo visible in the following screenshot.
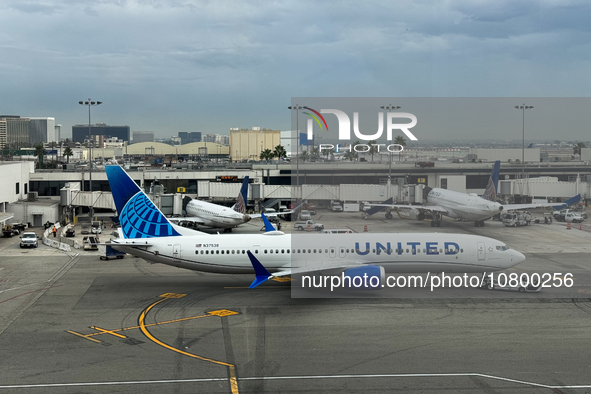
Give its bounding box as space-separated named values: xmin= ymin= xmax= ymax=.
xmin=106 ymin=165 xmax=181 ymax=239
xmin=482 ymin=160 xmax=500 ymax=202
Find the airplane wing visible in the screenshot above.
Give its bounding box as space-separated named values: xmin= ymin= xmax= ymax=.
xmin=169 ymin=217 xmax=206 ymax=225
xmin=365 ymin=203 xmax=448 ymax=214
xmin=250 ymin=204 xmax=303 ymax=219
xmin=502 ymin=194 xmax=581 ymax=211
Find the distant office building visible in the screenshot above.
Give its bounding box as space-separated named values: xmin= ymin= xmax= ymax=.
xmin=215 ymin=134 xmax=230 ymax=146
xmin=230 ymin=127 xmax=280 ymax=161
xmin=29 ymin=117 xmax=56 ymax=145
xmin=0 ymin=116 xmax=30 ymax=148
xmin=178 ymin=132 xmax=201 ymax=144
xmin=201 ymin=134 xmax=217 ymax=143
xmin=72 ymin=122 xmax=130 ymax=143
xmin=133 ymin=131 xmax=155 ymax=144
xmin=200 ymin=133 xmax=229 ymax=145
xmin=0 ymin=120 xmax=6 ymax=149
xmin=55 ymin=124 xmax=61 ymax=142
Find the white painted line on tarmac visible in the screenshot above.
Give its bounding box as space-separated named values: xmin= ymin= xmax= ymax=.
xmin=0 ymin=377 xmax=228 ymax=389
xmin=1 ymin=372 xmax=591 ymax=390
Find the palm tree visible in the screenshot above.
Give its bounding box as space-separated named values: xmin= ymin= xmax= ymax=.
xmin=259 ymin=149 xmax=274 ymax=162
xmin=273 ymin=145 xmax=287 ymax=160
xmin=34 ymin=144 xmax=46 ymax=167
xmin=50 ymin=141 xmax=56 ymax=163
xmin=310 ymin=147 xmax=320 ymax=161
xmin=300 ymin=150 xmax=310 ymax=162
xmin=368 ymin=140 xmax=379 ymax=162
xmin=344 ymin=151 xmax=357 ymax=161
xmin=352 ymin=140 xmax=360 ymax=161
xmin=64 ymin=146 xmax=73 ymax=164
xmin=394 ymin=135 xmax=407 ymax=161
xmin=323 ymin=146 xmax=332 ymax=161
xmin=573 ymin=142 xmax=586 ymax=158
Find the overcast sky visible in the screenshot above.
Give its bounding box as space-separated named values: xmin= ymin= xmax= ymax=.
xmin=1 ymin=0 xmax=591 ymax=140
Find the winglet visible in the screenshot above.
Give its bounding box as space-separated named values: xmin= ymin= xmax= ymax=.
xmin=482 ymin=160 xmax=500 ymax=202
xmin=261 ymin=213 xmax=276 ymax=232
xmin=246 ymin=251 xmax=272 ymax=288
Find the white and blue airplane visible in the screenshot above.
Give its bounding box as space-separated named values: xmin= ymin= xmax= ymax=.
xmin=105 ymin=165 xmax=526 ymax=288
xmin=365 ymin=161 xmax=581 ymax=227
xmin=170 ymin=176 xmax=296 ymax=232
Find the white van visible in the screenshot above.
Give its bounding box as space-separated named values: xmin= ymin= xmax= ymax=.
xmin=320 ymin=229 xmax=353 ymax=234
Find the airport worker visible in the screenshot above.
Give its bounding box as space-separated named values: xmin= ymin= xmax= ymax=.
xmin=52 ymin=226 xmax=57 ymax=238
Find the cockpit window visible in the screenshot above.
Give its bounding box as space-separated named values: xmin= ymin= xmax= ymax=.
xmin=496 ymin=245 xmax=509 ymax=251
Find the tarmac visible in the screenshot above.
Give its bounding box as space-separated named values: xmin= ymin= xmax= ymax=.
xmin=1 ymin=209 xmax=591 ymax=393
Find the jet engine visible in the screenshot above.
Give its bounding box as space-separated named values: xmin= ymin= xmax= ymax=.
xmin=344 ymin=265 xmax=385 ymax=289
xmin=408 ymin=209 xmax=426 ymax=221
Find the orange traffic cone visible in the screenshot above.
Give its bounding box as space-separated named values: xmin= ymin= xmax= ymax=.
xmin=364 ymin=225 xmax=368 ymax=232
xmin=566 ymin=223 xmax=571 ymax=230
xmin=307 ymin=224 xmax=311 ymax=232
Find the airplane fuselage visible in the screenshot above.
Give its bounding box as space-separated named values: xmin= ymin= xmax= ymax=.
xmin=427 ymin=188 xmax=502 ymax=221
xmin=185 ymin=199 xmax=247 ymax=228
xmin=111 ymin=232 xmax=524 ymax=275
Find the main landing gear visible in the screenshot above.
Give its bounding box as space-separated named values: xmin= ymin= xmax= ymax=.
xmin=430 ymin=213 xmax=443 ymax=227
xmin=223 ymin=228 xmax=233 ymax=233
xmin=385 ymin=212 xmax=393 ymax=220
xmin=474 ymin=220 xmax=485 ymax=227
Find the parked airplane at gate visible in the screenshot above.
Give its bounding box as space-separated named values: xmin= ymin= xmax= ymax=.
xmin=105 ymin=165 xmax=526 ymax=288
xmin=169 ymin=176 xmax=295 ymax=232
xmin=365 ymin=161 xmax=581 ymax=227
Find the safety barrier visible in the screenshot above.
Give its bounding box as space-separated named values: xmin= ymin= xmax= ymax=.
xmin=42 ymin=223 xmax=78 ymax=252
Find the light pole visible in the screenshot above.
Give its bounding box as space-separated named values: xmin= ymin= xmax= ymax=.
xmin=381 ymin=105 xmax=401 ymax=199
xmin=288 ymin=105 xmax=304 ymax=203
xmin=79 ymin=99 xmax=102 ymax=218
xmin=514 ymin=104 xmax=534 ymax=179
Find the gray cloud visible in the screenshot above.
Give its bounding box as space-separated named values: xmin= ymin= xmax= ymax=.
xmin=1 ymin=0 xmax=590 ymax=139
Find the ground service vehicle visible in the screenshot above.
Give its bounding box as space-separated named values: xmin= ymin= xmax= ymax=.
xmin=564 ymin=212 xmax=584 ymax=223
xmin=299 ymin=210 xmax=312 ymax=220
xmin=330 ymin=201 xmax=343 ymax=212
xmin=503 ymin=211 xmax=532 ymax=227
xmin=91 ymin=221 xmax=102 ymax=234
xmin=293 ymin=220 xmax=324 ymax=231
xmin=19 ymin=232 xmax=38 ymax=248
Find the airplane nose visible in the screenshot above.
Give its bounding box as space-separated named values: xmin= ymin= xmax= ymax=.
xmin=513 ymin=250 xmax=526 ymax=265
xmin=243 ymin=215 xmax=251 ymax=223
